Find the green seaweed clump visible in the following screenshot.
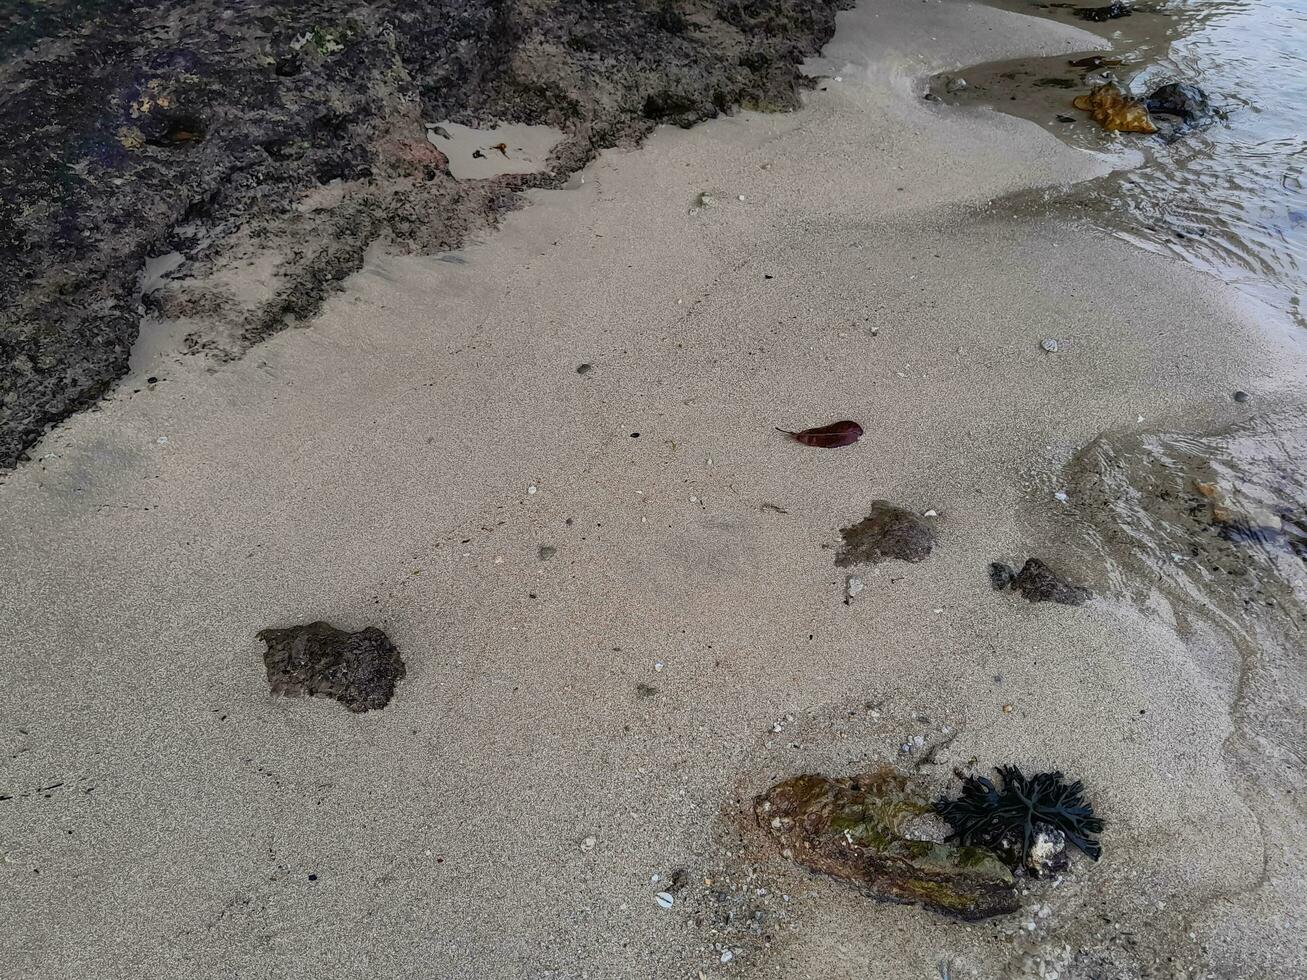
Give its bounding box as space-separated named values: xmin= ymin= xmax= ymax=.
xmin=936 ymin=767 xmax=1104 ymax=865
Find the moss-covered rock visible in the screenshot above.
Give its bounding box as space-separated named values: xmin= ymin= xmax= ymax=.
xmin=755 ymin=767 xmax=1019 ymax=920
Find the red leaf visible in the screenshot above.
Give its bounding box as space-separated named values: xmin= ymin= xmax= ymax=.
xmin=778 ymin=420 xmax=864 ymax=448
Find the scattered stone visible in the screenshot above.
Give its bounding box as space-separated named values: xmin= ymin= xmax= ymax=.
xmin=836 ymin=501 xmax=937 ymax=566
xmin=845 ymin=575 xmax=865 ymax=603
xmin=538 ymin=544 xmax=557 ymax=560
xmin=580 ymin=836 xmax=596 ymax=852
xmin=1012 ymin=557 xmax=1092 ymax=605
xmin=1233 ymin=390 xmax=1250 ymax=403
xmin=1069 ymin=55 xmax=1122 ymax=69
xmin=257 ymin=621 xmax=406 ymax=712
xmin=576 ymin=363 xmax=593 ymax=375
xmin=945 ymin=77 xmax=968 ymax=94
xmin=1075 ymin=1 xmax=1132 ymax=22
xmin=756 ymin=767 xmax=1019 ymax=919
xmin=655 ymin=891 xmax=675 ymax=909
xmin=1056 ymin=113 xmax=1077 ymax=123
xmin=989 ymin=562 xmax=1016 ymax=591
xmin=635 ymin=682 xmax=659 ymax=698
xmin=1041 ymin=338 xmax=1059 ymax=353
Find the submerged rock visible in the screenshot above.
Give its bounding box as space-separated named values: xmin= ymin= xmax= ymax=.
xmin=258 ymin=621 xmax=406 ymax=712
xmin=1012 ymin=557 xmax=1093 ymax=605
xmin=1073 ymin=84 xmax=1157 ymax=133
xmin=755 ymin=767 xmax=1019 ymax=919
xmin=1144 ymin=82 xmax=1214 ymax=129
xmin=836 ymin=502 xmax=936 ymax=566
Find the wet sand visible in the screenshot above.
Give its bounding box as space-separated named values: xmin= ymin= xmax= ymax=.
xmin=2 ymin=1 xmax=1304 ymax=978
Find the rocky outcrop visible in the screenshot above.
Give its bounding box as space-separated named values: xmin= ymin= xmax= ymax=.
xmin=0 ymin=0 xmax=850 ymax=467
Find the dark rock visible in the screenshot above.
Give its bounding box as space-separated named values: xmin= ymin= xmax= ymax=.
xmin=1075 ymin=1 xmax=1132 ymax=21
xmin=989 ymin=561 xmax=1016 ymax=590
xmin=1144 ymin=82 xmax=1213 ymax=128
xmin=1012 ymin=557 xmax=1092 ymax=605
xmin=258 ymin=621 xmax=405 ymax=712
xmin=836 ymin=501 xmax=936 ymax=566
xmin=1232 ymin=389 xmax=1251 ymax=403
xmin=0 ymin=0 xmax=853 ymax=469
xmin=1068 ymin=55 xmax=1121 ymax=69
xmin=755 ymin=767 xmax=1019 ymax=920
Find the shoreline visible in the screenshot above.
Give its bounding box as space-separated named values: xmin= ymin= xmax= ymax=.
xmin=2 ymin=1 xmax=1305 ymax=978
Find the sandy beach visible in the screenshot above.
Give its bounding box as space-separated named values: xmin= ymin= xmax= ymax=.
xmin=2 ymin=1 xmax=1305 ymax=978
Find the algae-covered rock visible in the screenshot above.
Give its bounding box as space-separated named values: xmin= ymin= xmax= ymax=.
xmin=836 ymin=501 xmax=936 ymax=566
xmin=1073 ymin=84 xmax=1157 ymax=134
xmin=258 ymin=621 xmax=405 ymax=713
xmin=754 ymin=767 xmax=1019 ymax=919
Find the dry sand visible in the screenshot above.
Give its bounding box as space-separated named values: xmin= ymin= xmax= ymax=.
xmin=2 ymin=1 xmax=1304 ymax=978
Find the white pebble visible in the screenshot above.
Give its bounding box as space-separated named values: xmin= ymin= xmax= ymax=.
xmin=527 ymin=485 xmax=537 ymax=495
xmin=655 ymin=892 xmax=675 ymax=909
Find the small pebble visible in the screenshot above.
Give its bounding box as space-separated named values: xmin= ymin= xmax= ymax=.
xmin=721 ymin=951 xmax=734 ymax=964
xmin=655 ymin=892 xmax=675 ymax=909
xmin=527 ymin=485 xmax=537 ymax=495
xmin=1233 ymin=390 xmax=1250 ymax=403
xmin=580 ymin=836 xmax=596 ymax=852
xmin=1041 ymin=338 xmax=1059 ymax=353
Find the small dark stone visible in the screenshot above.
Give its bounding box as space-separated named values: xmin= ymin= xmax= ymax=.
xmin=635 ymin=682 xmax=658 ymax=698
xmin=308 ymin=873 xmax=318 ymax=881
xmin=923 ymin=92 xmax=941 ymax=102
xmin=576 ymin=363 xmax=593 ymax=375
xmin=257 ymin=621 xmax=405 ymax=713
xmin=1075 ymin=1 xmax=1132 ymax=22
xmin=1055 ymin=114 xmax=1077 ymax=123
xmin=146 ymin=376 xmax=158 ymax=384
xmin=989 ymin=561 xmax=1016 ymax=590
xmin=836 ymin=501 xmax=936 ymax=566
xmin=538 ymin=544 xmax=557 ymax=560
xmin=1233 ymin=390 xmax=1250 ymax=403
xmin=1011 ymin=558 xmax=1092 ymax=606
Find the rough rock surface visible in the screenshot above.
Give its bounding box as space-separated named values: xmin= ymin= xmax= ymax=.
xmin=258 ymin=620 xmax=406 ymax=712
xmin=1012 ymin=557 xmax=1092 ymax=606
xmin=755 ymin=767 xmax=1019 ymax=920
xmin=836 ymin=501 xmax=936 ymax=565
xmin=0 ymin=0 xmax=850 ymax=468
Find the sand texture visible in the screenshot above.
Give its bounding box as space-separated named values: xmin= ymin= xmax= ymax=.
xmin=2 ymin=2 xmax=1304 ymax=978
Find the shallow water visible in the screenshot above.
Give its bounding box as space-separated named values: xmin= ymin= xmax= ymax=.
xmin=938 ymin=0 xmax=1307 ymax=327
